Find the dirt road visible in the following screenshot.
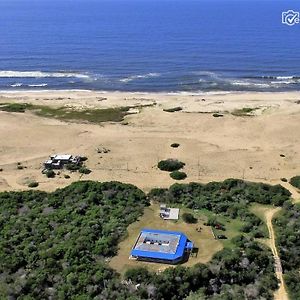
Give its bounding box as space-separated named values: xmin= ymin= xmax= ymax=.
xmin=265 ymin=208 xmax=289 ymax=300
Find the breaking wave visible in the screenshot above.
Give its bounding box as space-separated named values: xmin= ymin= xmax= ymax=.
xmin=10 ymin=83 xmax=23 ymax=87
xmin=0 ymin=71 xmax=90 ymax=79
xmin=120 ymin=73 xmax=161 ymax=83
xmin=28 ymin=83 xmax=48 ymax=87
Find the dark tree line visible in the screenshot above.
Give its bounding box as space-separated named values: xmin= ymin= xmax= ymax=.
xmin=273 ymin=201 xmax=300 ymax=299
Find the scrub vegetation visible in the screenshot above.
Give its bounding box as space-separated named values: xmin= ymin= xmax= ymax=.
xmin=0 ymin=179 xmax=292 ymax=299
xmin=0 ymin=102 xmax=132 ymax=124
xmin=273 ymin=201 xmax=300 ymax=299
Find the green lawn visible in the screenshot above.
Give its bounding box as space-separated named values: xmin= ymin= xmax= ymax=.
xmin=109 ymin=204 xmax=223 ymax=275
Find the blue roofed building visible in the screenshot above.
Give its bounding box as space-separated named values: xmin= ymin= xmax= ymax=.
xmin=130 ymin=228 xmax=194 ymax=264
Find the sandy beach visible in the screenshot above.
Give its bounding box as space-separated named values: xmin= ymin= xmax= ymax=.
xmin=0 ymin=90 xmax=299 ymax=192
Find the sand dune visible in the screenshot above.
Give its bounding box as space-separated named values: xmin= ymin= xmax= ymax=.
xmin=0 ymin=90 xmax=300 ymax=192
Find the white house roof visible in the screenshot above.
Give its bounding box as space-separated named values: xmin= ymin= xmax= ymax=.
xmin=162 ymin=208 xmax=180 ymax=220
xmin=53 ymin=154 xmax=72 ymax=160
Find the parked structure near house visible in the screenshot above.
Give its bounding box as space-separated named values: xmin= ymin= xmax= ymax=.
xmin=160 ymin=204 xmax=180 ymax=220
xmin=130 ymin=228 xmax=194 ymax=264
xmin=44 ymin=154 xmax=81 ymax=169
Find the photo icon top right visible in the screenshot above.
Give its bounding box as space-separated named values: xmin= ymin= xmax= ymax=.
xmin=282 ymin=10 xmax=300 ymax=26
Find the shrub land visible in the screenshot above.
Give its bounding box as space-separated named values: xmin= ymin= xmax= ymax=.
xmin=0 ymin=181 xmax=148 ymax=299
xmin=273 ymin=201 xmax=300 ymax=299
xmin=0 ymin=179 xmax=292 ymax=299
xmin=148 ymin=179 xmax=290 ymax=239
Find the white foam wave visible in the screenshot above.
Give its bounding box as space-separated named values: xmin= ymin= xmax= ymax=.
xmin=120 ymin=73 xmax=160 ymax=83
xmin=231 ymin=81 xmax=271 ymax=88
xmin=0 ymin=71 xmax=90 ymax=79
xmin=10 ymin=83 xmax=23 ymax=87
xmin=276 ymin=76 xmax=294 ymax=80
xmin=28 ymin=83 xmax=48 ymax=87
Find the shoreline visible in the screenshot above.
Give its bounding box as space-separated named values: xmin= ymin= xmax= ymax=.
xmin=0 ymin=88 xmax=299 ymax=95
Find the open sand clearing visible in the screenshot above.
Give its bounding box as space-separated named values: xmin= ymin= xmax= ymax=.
xmin=0 ymin=90 xmax=300 ymax=192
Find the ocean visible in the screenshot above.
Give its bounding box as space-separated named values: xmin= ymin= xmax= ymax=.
xmin=1 ymin=0 xmax=300 ymax=93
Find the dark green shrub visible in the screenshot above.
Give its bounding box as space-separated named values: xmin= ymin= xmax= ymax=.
xmin=253 ymin=229 xmax=266 ymax=238
xmin=171 ymin=143 xmax=180 ymax=148
xmin=0 ymin=168 xmax=3 ymax=172
xmin=46 ymin=170 xmax=55 ymax=178
xmin=28 ymin=182 xmax=39 ymax=188
xmin=79 ymin=167 xmax=91 ymax=174
xmin=281 ymin=178 xmax=288 ymax=182
xmin=212 ymin=113 xmax=223 ymax=118
xmin=170 ymin=171 xmax=187 ymax=180
xmin=157 ymin=159 xmax=185 ymax=172
xmin=64 ymin=174 xmax=70 ymax=179
xmin=182 ymin=212 xmax=197 ymax=224
xmin=290 ymin=176 xmax=300 ymax=189
xmin=17 ymin=165 xmax=24 ymax=170
xmin=163 ymin=107 xmax=182 ymax=112
xmin=65 ymin=163 xmax=81 ymax=171
xmin=124 ymin=267 xmax=153 ymax=284
xmin=80 ymin=156 xmax=88 ymax=162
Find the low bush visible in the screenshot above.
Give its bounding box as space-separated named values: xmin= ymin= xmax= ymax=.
xmin=212 ymin=113 xmax=223 ymax=118
xmin=46 ymin=169 xmax=55 ymax=178
xmin=182 ymin=212 xmax=197 ymax=224
xmin=64 ymin=174 xmax=70 ymax=179
xmin=28 ymin=182 xmax=39 ymax=188
xmin=79 ymin=167 xmax=92 ymax=174
xmin=158 ymin=159 xmax=185 ymax=172
xmin=65 ymin=163 xmax=81 ymax=171
xmin=170 ymin=171 xmax=187 ymax=180
xmin=171 ymin=143 xmax=180 ymax=148
xmin=163 ymin=107 xmax=183 ymax=113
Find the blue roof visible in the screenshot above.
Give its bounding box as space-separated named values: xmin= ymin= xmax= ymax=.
xmin=131 ymin=228 xmax=188 ymax=261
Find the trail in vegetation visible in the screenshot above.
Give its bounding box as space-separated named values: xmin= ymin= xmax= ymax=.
xmin=265 ymin=208 xmax=289 ymax=300
xmin=267 ymin=182 xmax=300 ymax=300
xmin=280 ymin=182 xmax=300 ymax=203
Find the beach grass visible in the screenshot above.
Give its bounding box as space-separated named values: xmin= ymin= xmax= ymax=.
xmin=0 ymin=102 xmax=131 ymax=123
xmin=231 ymin=107 xmax=259 ymax=116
